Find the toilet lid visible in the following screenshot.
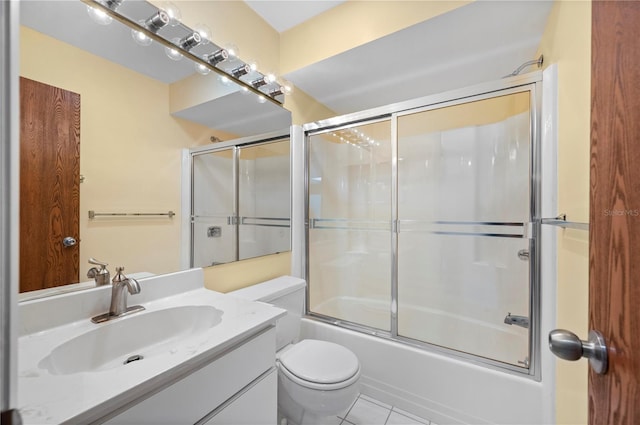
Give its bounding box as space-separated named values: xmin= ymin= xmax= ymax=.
xmin=278 ymin=339 xmax=360 ymax=384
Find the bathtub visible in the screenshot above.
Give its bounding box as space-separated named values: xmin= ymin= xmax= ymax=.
xmin=312 ymin=296 xmax=529 ymax=368
xmin=302 ymin=309 xmax=553 ymax=425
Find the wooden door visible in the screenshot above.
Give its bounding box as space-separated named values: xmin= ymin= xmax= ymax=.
xmin=19 ymin=77 xmax=80 ymax=292
xmin=590 ymin=1 xmax=640 ymax=423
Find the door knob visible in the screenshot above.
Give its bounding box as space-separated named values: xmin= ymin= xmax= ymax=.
xmin=548 ymin=329 xmax=608 ymax=374
xmin=62 ymin=236 xmax=77 ymax=247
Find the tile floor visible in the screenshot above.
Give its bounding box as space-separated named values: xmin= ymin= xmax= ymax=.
xmin=334 ymin=394 xmax=435 ymax=425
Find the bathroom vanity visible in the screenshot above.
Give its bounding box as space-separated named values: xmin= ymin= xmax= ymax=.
xmin=17 ymin=269 xmax=285 ymax=424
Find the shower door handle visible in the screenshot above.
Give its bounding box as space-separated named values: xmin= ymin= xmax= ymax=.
xmin=548 ymin=329 xmax=608 ymax=374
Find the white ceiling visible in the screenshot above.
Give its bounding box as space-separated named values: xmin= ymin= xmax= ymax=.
xmin=244 ymin=0 xmax=346 ymax=33
xmin=282 ymin=1 xmax=554 ymax=115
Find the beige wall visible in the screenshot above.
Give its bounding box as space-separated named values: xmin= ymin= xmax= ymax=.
xmin=203 ymin=252 xmax=291 ymax=293
xmin=537 ymin=1 xmax=591 ymax=424
xmin=20 ymin=27 xmax=216 ymax=277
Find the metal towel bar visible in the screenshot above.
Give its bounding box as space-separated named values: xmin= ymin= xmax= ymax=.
xmin=88 ymin=210 xmax=175 ymax=219
xmin=541 ymin=214 xmax=589 ymax=231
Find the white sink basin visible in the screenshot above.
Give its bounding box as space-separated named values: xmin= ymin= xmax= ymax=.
xmin=40 ymin=305 xmax=223 ymax=375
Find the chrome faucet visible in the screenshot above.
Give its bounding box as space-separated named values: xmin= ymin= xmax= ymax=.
xmin=91 ymin=267 xmax=145 ymax=324
xmin=504 ymin=313 xmax=529 ymax=329
xmin=87 ymin=257 xmax=110 ymax=286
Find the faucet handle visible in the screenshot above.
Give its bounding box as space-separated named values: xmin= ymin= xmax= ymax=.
xmin=88 ymin=257 xmax=108 ymax=268
xmin=113 ymin=267 xmax=126 ymax=283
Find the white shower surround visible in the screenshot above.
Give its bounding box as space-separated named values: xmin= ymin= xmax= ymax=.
xmin=294 ymin=67 xmax=559 ymax=424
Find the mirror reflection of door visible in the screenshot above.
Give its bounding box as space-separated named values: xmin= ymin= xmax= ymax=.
xmin=19 ymin=77 xmax=80 ymax=292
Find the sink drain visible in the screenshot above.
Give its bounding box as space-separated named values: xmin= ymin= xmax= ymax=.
xmin=124 ymin=354 xmax=144 ymax=365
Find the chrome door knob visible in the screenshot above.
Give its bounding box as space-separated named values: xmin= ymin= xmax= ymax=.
xmin=548 ymin=329 xmax=608 ymax=374
xmin=62 ymin=236 xmax=77 ymax=247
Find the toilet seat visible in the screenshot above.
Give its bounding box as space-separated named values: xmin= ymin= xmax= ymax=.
xmin=278 ymin=339 xmax=360 ymax=391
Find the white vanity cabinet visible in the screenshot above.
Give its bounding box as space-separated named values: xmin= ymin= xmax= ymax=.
xmin=104 ymin=327 xmax=277 ymax=425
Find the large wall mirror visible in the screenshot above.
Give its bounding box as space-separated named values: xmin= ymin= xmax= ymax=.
xmin=18 ymin=0 xmax=292 ymax=299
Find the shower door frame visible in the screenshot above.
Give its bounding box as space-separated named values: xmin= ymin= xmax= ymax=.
xmin=301 ymin=72 xmax=542 ymax=379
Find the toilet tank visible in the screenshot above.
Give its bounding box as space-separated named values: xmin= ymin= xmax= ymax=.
xmin=228 ymin=276 xmax=306 ymax=350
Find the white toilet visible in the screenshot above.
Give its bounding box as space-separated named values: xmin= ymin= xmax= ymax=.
xmin=229 ymin=276 xmax=361 ymax=425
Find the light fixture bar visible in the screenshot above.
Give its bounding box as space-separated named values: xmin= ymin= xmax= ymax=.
xmin=80 ymin=0 xmax=283 ymax=106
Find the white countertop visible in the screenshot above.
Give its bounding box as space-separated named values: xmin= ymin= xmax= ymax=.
xmin=17 ymin=269 xmax=285 ymax=424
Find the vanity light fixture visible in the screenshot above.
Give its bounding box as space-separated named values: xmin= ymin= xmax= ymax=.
xmin=86 ymin=0 xmax=122 ymax=23
xmin=206 ymin=49 xmax=229 ymax=66
xmin=269 ymin=86 xmax=285 ymax=97
xmin=178 ymin=32 xmax=202 ymax=51
xmin=251 ymin=77 xmax=268 ymax=88
xmin=225 ymin=43 xmax=240 ymax=61
xmin=132 ymin=10 xmax=169 ymax=46
xmin=131 ymin=27 xmax=153 ymax=46
xmin=103 ymin=0 xmax=123 ymax=9
xmin=144 ymin=10 xmax=170 ymax=33
xmin=195 ymin=63 xmax=211 ymax=76
xmin=87 ymin=6 xmax=113 ymax=25
xmin=82 ymin=0 xmax=288 ymax=105
xmin=164 ymin=43 xmax=183 ymax=61
xmin=193 ymin=24 xmax=212 ymax=45
xmin=159 ymin=1 xmax=182 ymax=26
xmin=231 ymin=64 xmax=251 ymax=78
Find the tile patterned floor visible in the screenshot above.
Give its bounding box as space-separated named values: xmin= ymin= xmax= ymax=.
xmin=335 ymin=394 xmax=434 ymax=425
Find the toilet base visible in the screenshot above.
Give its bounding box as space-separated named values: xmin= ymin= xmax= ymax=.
xmin=277 ymin=369 xmax=359 ymax=425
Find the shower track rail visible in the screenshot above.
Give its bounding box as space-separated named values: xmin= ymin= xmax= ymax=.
xmin=310 ymin=218 xmax=531 ymax=238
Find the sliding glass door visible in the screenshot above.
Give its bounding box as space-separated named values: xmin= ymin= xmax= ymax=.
xmin=307 ymin=120 xmax=392 ymax=330
xmin=306 ymin=84 xmax=539 ymax=373
xmin=238 ymin=140 xmax=291 ymax=261
xmin=396 ymin=92 xmax=532 ymax=367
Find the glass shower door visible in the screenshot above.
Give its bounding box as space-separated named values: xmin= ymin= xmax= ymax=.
xmin=191 ymin=148 xmax=236 ymax=267
xmin=238 ymin=140 xmax=291 ymax=260
xmin=307 ymin=121 xmax=392 ymax=331
xmin=396 ymin=91 xmax=533 ymax=367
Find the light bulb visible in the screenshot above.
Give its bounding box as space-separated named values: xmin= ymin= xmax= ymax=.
xmin=280 ymin=79 xmax=294 ymax=95
xmin=225 ymin=43 xmax=240 ymax=62
xmin=86 ymin=5 xmax=113 ymax=25
xmin=193 ymin=24 xmax=212 ymax=45
xmin=264 ymin=72 xmax=277 ymax=84
xmin=219 ymin=75 xmax=233 ymax=86
xmin=131 ymin=22 xmax=152 ymax=46
xmin=164 ymin=40 xmax=183 ymax=61
xmin=195 ymin=62 xmax=211 ymax=76
xmin=257 ymin=95 xmax=267 ymax=104
xmin=247 ymin=59 xmax=259 ymax=73
xmin=160 ymin=2 xmax=182 ymax=26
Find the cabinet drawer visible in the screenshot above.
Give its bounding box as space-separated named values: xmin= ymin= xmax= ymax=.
xmin=105 ymin=326 xmax=275 ymax=424
xmin=201 ymin=369 xmax=277 ymax=425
